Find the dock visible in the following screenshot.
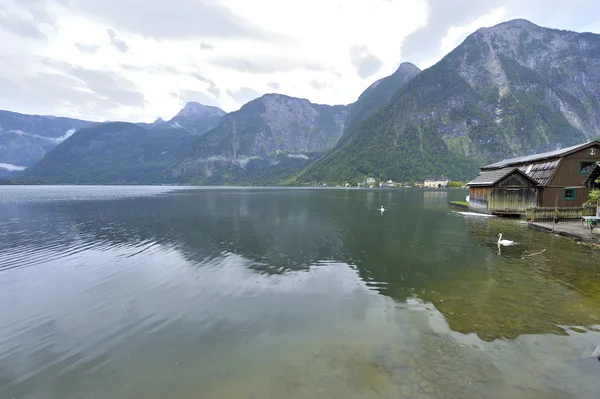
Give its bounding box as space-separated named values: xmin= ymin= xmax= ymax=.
xmin=528 ymin=221 xmax=600 ymax=243
xmin=491 ymin=210 xmax=522 ymax=218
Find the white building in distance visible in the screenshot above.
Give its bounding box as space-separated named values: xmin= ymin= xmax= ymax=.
xmin=424 ymin=178 xmax=449 ymax=188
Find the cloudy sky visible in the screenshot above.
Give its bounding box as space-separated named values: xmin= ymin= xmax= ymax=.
xmin=0 ymin=0 xmax=599 ymax=122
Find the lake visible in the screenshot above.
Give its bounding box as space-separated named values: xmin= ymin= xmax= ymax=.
xmin=1 ymin=186 xmax=600 ymax=398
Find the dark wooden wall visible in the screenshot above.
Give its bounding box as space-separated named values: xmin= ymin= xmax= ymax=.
xmin=539 ymin=187 xmax=591 ymax=208
xmin=548 ymin=145 xmax=600 ymax=187
xmin=540 ymin=144 xmax=600 ymax=207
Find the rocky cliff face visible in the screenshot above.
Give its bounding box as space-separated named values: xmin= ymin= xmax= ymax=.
xmin=294 ymin=19 xmax=600 ymax=184
xmin=0 ymin=111 xmax=94 ymax=175
xmin=442 ymin=18 xmax=600 ymax=157
xmin=171 ymin=94 xmax=349 ymax=184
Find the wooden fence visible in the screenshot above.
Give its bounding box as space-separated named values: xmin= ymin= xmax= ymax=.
xmin=527 ymin=205 xmax=596 ymax=222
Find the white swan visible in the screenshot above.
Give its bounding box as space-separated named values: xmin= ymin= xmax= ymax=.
xmin=497 ymin=233 xmax=515 ymax=246
xmin=379 ymin=205 xmax=385 ymax=215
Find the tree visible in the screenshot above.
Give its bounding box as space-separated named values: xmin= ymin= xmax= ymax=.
xmin=585 ymin=177 xmax=600 ymax=205
xmin=447 ymin=181 xmax=466 ymax=188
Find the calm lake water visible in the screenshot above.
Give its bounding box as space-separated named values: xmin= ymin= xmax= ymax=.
xmin=1 ymin=186 xmax=600 ymax=398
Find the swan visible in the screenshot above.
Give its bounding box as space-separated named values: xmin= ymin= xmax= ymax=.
xmin=497 ymin=233 xmax=515 ymax=246
xmin=379 ymin=205 xmax=385 ymax=215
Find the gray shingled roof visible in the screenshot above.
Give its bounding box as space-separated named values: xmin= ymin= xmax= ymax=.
xmin=483 ymin=141 xmax=597 ymax=169
xmin=517 ymin=159 xmax=560 ymax=186
xmin=468 ymin=167 xmax=539 ymax=186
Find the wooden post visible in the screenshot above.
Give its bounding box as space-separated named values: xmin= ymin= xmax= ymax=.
xmin=553 ymin=195 xmax=558 ymax=233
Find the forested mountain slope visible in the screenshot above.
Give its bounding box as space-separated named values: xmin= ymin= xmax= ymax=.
xmin=294 ymin=19 xmax=600 ymax=184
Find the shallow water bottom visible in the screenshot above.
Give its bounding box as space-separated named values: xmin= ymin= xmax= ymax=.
xmin=12 ymin=288 xmax=598 ymax=399
xmin=181 ymin=308 xmax=600 ymax=399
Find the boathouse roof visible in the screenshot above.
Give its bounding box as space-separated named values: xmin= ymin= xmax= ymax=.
xmin=516 ymin=160 xmax=560 ymax=186
xmin=467 ymin=167 xmax=539 ymax=187
xmin=482 ymin=141 xmax=599 ymax=170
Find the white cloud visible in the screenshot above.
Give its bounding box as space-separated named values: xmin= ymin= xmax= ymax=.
xmin=0 ymin=163 xmax=26 ymax=172
xmin=0 ymin=0 xmax=599 ymax=123
xmin=0 ymin=0 xmax=428 ymax=122
xmin=440 ymin=7 xmax=508 ymax=56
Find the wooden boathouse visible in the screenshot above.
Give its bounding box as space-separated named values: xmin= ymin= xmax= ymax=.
xmin=467 ymin=140 xmax=600 ymax=214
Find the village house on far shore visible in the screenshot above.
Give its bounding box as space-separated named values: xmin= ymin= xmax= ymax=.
xmin=424 ymin=177 xmax=449 ymax=188
xmin=467 ymin=140 xmax=600 ymax=213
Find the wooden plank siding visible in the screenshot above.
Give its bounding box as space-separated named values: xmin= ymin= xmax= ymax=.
xmin=487 ymin=172 xmax=538 ymax=212
xmin=539 ymin=186 xmax=591 ymax=208
xmin=547 ymin=146 xmax=600 ymax=187
xmin=469 ymin=187 xmax=492 ymax=210
xmin=488 ymin=188 xmax=538 ymax=212
xmin=539 ymin=145 xmax=600 ymax=207
xmin=468 ymin=171 xmax=538 ymax=212
xmin=496 ymin=172 xmax=536 ymax=188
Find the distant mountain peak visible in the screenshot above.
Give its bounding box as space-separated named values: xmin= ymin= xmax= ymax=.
xmin=236 ymin=93 xmax=312 ymax=113
xmin=264 ymin=93 xmax=310 ymax=103
xmin=394 ymin=62 xmax=421 ymax=76
xmin=260 ymin=93 xmax=302 ymax=102
xmin=174 ymin=102 xmax=225 ymax=119
xmin=496 ymin=18 xmax=539 ymax=28
xmin=477 ymin=18 xmax=544 ymax=35
xmin=154 ymin=117 xmax=165 ymax=124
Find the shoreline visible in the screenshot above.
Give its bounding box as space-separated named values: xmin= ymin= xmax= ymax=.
xmin=446 ymin=202 xmax=600 ymax=245
xmin=528 ymin=221 xmax=600 ymax=244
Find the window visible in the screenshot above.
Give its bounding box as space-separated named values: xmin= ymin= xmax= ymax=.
xmin=563 ymin=188 xmax=576 ymax=201
xmin=580 ymin=161 xmax=596 ymax=175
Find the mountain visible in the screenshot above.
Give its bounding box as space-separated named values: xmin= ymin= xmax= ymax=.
xmin=19 ymin=122 xmax=197 ymax=184
xmin=336 ymin=62 xmax=421 ymax=148
xmin=293 ymin=62 xmax=421 ymax=183
xmin=159 ymin=102 xmax=225 ymax=134
xmin=293 ymin=19 xmax=600 ymax=184
xmin=13 ymin=101 xmax=225 ymax=184
xmin=20 ymin=96 xmax=346 ymax=185
xmin=0 ymin=111 xmax=94 ymax=176
xmin=14 ymin=19 xmax=600 ymax=186
xmin=170 ymin=94 xmax=349 ymax=185
xmin=137 ymin=102 xmax=225 ymax=134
